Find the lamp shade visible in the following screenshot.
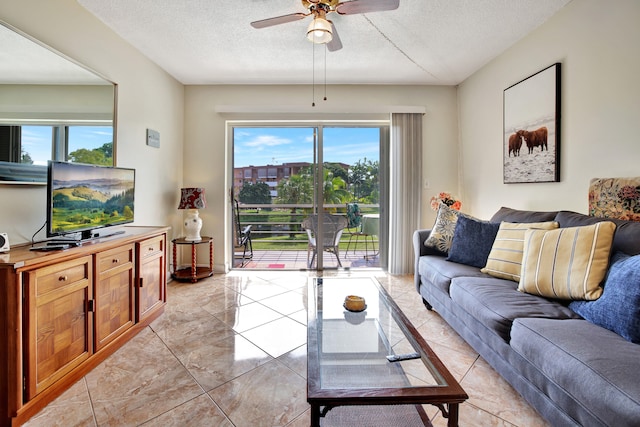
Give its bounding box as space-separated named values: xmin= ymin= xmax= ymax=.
xmin=178 ymin=187 xmax=206 ymax=210
xmin=307 ymin=17 xmax=333 ymax=44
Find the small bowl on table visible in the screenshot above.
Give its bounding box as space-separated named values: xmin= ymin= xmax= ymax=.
xmin=344 ymin=295 xmax=366 ymax=312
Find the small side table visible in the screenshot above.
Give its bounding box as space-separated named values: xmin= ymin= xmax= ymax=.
xmin=171 ymin=236 xmax=213 ymax=282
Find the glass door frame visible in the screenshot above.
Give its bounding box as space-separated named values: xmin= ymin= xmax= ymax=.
xmin=227 ymin=119 xmax=389 ymax=271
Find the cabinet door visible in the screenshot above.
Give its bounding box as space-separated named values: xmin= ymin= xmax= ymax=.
xmin=24 ymin=256 xmax=93 ymax=399
xmin=136 ymin=235 xmax=166 ymax=322
xmin=94 ymin=244 xmax=135 ymax=351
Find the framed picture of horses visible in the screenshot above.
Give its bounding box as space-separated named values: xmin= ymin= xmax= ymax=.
xmin=503 ymin=63 xmax=561 ymax=183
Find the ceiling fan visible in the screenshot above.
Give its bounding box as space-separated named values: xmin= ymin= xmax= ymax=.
xmin=250 ymin=0 xmax=400 ymax=52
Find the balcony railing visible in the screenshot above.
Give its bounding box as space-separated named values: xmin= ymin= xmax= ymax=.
xmin=236 ymin=203 xmax=379 ymax=251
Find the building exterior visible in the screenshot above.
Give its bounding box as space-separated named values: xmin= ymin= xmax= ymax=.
xmin=234 ymin=162 xmax=349 ymax=199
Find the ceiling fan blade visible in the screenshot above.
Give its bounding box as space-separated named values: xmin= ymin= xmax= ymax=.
xmin=250 ymin=13 xmax=308 ymax=29
xmin=335 ymin=0 xmax=400 ymax=15
xmin=327 ymin=21 xmax=343 ymax=51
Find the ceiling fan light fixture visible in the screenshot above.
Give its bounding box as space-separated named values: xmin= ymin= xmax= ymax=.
xmin=306 ymin=17 xmax=333 ymax=44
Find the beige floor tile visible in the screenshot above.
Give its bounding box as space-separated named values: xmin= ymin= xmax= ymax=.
xmin=150 ymin=304 xmax=235 ymax=350
xmin=259 ymin=290 xmax=308 ymax=315
xmin=175 ymin=333 xmax=273 ymax=392
xmin=216 ymin=301 xmax=284 ymax=332
xmin=288 ymin=308 xmax=308 ymax=325
xmin=23 ymin=379 xmax=95 ymax=427
xmin=85 ymin=328 xmax=203 ymax=426
xmin=460 ymin=358 xmax=550 ymax=427
xmin=430 ymin=402 xmax=518 ymax=427
xmin=226 ymin=277 xmax=292 ymax=301
xmin=242 ymin=316 xmax=308 ymax=357
xmin=208 ymin=359 xmax=308 ymax=426
xmin=277 ymin=344 xmax=308 ymax=379
xmin=140 ymin=393 xmax=233 ymax=427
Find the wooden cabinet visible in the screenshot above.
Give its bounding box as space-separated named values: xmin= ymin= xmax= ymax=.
xmin=136 ymin=235 xmax=166 ymax=322
xmin=0 ymin=226 xmax=169 ymax=427
xmin=23 ymin=256 xmax=93 ymax=400
xmin=94 ymin=244 xmax=135 ymax=351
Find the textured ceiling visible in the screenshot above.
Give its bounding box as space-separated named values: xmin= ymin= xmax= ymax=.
xmin=74 ymin=0 xmax=571 ymax=85
xmin=6 ymin=0 xmax=573 ymax=86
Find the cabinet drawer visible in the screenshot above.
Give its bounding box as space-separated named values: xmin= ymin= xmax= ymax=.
xmin=32 ymin=256 xmax=92 ymax=297
xmin=139 ymin=236 xmax=164 ymax=259
xmin=96 ymin=244 xmax=134 ymax=274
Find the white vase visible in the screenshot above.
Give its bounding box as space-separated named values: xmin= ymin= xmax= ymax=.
xmin=183 ymin=209 xmax=203 ymax=241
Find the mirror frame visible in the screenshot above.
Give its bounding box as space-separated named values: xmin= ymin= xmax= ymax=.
xmin=0 ymin=21 xmax=117 ymax=184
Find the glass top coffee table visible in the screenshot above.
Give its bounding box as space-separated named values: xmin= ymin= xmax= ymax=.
xmin=307 ymin=277 xmax=468 ymax=427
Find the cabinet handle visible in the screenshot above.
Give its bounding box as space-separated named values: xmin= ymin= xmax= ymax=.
xmin=58 ymin=275 xmax=68 ymax=282
xmin=112 ymin=258 xmax=119 ymax=263
xmin=148 ymin=247 xmax=154 ymax=252
xmin=139 ymin=278 xmax=144 ymax=288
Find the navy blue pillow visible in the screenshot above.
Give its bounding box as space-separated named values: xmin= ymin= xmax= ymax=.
xmin=446 ymin=215 xmax=500 ymax=268
xmin=569 ymin=252 xmax=640 ymax=344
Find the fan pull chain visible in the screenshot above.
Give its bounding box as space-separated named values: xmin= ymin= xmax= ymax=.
xmin=324 ymin=44 xmax=327 ymax=101
xmin=312 ymin=41 xmax=316 ymax=107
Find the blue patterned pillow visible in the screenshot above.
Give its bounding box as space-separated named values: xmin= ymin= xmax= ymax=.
xmin=569 ymin=252 xmax=640 ymax=343
xmin=446 ymin=215 xmax=500 ymax=268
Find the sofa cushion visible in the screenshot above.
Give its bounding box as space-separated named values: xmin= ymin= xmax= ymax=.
xmin=569 ymin=251 xmax=640 ymax=343
xmin=481 ymin=221 xmax=559 ymax=282
xmin=424 ymin=203 xmax=474 ymax=254
xmin=490 ymin=206 xmax=559 ymax=223
xmin=555 ymin=210 xmax=640 ymax=256
xmin=418 ymin=256 xmax=491 ymax=295
xmin=518 ymin=222 xmax=616 ymax=300
xmin=511 ymin=318 xmax=640 ymax=427
xmin=449 ymin=277 xmax=581 ymax=342
xmin=446 ymin=216 xmax=500 ymax=268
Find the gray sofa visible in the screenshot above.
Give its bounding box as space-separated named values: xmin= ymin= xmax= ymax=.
xmin=413 ymin=207 xmax=640 ymax=427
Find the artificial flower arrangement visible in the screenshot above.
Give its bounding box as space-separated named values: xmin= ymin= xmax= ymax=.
xmin=430 ymin=192 xmax=462 ymax=211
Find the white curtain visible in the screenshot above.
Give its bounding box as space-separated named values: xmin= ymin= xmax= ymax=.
xmin=388 ymin=113 xmax=422 ymax=274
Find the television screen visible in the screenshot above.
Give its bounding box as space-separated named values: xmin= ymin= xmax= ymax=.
xmin=47 ymin=161 xmax=135 ymax=239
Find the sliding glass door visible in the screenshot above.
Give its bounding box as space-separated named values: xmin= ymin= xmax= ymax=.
xmin=231 ymin=122 xmax=387 ymax=270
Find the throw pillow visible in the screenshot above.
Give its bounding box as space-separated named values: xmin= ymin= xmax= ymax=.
xmin=481 ymin=221 xmax=559 ymax=282
xmin=518 ymin=221 xmax=616 ymax=300
xmin=424 ymin=203 xmax=470 ymax=254
xmin=446 ymin=216 xmax=500 ymax=268
xmin=569 ymin=252 xmax=640 ymax=343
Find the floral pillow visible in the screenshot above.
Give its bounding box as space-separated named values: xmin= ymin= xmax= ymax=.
xmin=424 ymin=203 xmax=472 ymax=254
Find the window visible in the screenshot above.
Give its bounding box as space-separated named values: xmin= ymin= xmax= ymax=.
xmin=0 ymin=124 xmax=113 ymax=166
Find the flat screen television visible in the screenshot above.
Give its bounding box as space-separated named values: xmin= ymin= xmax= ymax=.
xmin=47 ymin=161 xmax=135 ymax=240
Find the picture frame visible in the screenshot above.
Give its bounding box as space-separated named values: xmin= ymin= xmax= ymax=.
xmin=503 ymin=63 xmax=561 ymax=183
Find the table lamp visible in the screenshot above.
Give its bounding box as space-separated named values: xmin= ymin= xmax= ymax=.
xmin=178 ymin=187 xmax=206 ymax=241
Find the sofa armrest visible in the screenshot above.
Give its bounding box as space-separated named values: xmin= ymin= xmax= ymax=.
xmin=413 ymin=229 xmax=432 ymax=290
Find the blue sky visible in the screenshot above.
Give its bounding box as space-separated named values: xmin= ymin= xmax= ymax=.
xmin=233 ymin=127 xmax=380 ymax=168
xmin=22 ymin=125 xmax=113 ymax=165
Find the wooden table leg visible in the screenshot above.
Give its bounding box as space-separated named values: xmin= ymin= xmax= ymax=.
xmin=209 ymin=240 xmax=213 ymax=274
xmin=172 ymin=241 xmax=177 ymax=274
xmin=448 ymin=403 xmax=459 ymax=427
xmin=190 ymin=242 xmax=197 ymax=283
xmin=310 ymin=404 xmax=320 ymax=427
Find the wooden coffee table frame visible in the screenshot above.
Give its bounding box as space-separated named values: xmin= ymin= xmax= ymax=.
xmin=307 ymin=277 xmax=468 ymax=427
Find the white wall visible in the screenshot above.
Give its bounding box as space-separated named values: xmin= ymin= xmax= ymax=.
xmin=184 ymin=85 xmax=458 ymax=270
xmin=0 ymin=0 xmax=184 ymax=245
xmin=458 ymin=0 xmax=640 ymax=219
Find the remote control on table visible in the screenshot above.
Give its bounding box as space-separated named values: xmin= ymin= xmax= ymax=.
xmin=386 ymin=352 xmax=421 ymax=362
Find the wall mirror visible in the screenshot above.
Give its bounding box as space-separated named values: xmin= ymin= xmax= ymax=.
xmin=0 ymin=21 xmax=116 ymax=184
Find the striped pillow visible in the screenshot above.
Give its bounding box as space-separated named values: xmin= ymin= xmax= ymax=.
xmin=481 ymin=221 xmax=559 ymax=281
xmin=518 ymin=222 xmax=616 ymax=300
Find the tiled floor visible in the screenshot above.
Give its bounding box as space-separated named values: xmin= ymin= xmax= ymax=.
xmin=23 ymin=271 xmax=550 ymax=427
